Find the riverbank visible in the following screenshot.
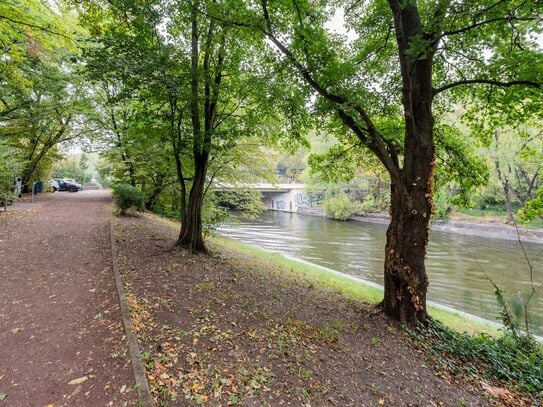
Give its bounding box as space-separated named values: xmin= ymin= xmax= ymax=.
xmin=216 ymin=236 xmax=504 ymax=336
xmin=297 ymin=205 xmax=543 ymax=243
xmin=352 ymin=213 xmax=543 ymax=244
xmin=220 ymin=210 xmax=543 ymax=335
xmin=115 ymin=212 xmax=542 ymax=405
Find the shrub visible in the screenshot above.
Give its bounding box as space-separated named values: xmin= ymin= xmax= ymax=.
xmin=359 ymin=194 xmax=379 ymax=213
xmin=472 ymin=191 xmax=506 ymax=211
xmin=0 ymin=143 xmax=21 ymax=202
xmin=323 ymin=191 xmax=363 ymax=220
xmin=519 ymin=188 xmax=543 ymax=222
xmin=215 ymin=189 xmax=266 ymax=219
xmin=412 ymin=320 xmax=543 ymax=399
xmin=433 ymin=187 xmax=453 ymax=220
xmin=112 ymin=184 xmax=145 ymax=215
xmin=202 ymin=193 xmax=231 ymax=237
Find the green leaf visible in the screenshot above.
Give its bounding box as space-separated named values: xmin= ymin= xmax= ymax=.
xmin=228 ymin=394 xmax=239 ymax=405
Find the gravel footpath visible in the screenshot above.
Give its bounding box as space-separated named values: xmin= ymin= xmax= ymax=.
xmin=0 ymin=190 xmax=135 ymax=406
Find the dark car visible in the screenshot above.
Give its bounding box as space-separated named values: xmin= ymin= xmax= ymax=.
xmin=49 ymin=179 xmax=59 ymax=192
xmin=54 ymin=178 xmax=83 ymax=192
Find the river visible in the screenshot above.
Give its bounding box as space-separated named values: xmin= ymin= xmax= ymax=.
xmin=218 ymin=211 xmax=543 ymax=335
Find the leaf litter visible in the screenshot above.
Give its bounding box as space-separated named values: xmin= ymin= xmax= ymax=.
xmin=116 ymin=214 xmax=497 ymax=406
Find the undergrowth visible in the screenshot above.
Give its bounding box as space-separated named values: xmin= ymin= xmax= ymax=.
xmin=411 ymin=319 xmax=543 ymax=400
xmin=112 ymin=183 xmax=145 ymax=215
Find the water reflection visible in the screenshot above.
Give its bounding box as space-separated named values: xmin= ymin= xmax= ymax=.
xmin=218 ymin=211 xmax=543 ymax=335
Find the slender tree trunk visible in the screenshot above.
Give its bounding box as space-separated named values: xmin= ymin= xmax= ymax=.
xmin=176 ymin=0 xmax=208 ymax=253
xmin=176 ymin=154 xmax=208 ymax=252
xmin=503 ymin=179 xmax=514 ymax=224
xmin=174 ymin=4 xmax=223 ymax=253
xmin=145 ymin=178 xmax=164 ymax=211
xmin=127 ymin=164 xmax=136 ymax=188
xmin=174 ymin=151 xmax=187 ymax=238
xmin=494 ymin=132 xmax=514 ymax=224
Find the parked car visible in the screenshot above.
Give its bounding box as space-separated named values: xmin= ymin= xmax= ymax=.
xmin=49 ymin=179 xmax=59 ymax=192
xmin=53 ymin=178 xmax=83 ymax=192
xmin=64 ymin=179 xmax=84 ymax=190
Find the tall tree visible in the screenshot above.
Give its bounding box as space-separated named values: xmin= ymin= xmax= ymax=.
xmin=79 ymin=0 xmax=300 ymax=251
xmin=231 ymin=0 xmax=543 ymax=325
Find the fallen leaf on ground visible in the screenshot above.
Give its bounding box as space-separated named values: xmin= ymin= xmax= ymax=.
xmin=0 ymin=392 xmax=6 ymax=401
xmin=10 ymin=328 xmax=23 ymax=334
xmin=481 ymin=382 xmax=512 ymax=398
xmin=68 ymin=376 xmax=88 ymax=385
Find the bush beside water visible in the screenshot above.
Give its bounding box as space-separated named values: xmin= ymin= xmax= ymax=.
xmin=323 ymin=192 xmax=364 ymax=220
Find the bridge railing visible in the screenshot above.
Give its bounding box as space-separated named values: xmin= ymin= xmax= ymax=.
xmin=237 ymin=172 xmax=302 ymax=185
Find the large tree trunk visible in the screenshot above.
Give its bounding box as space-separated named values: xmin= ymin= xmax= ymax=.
xmin=383 ymin=175 xmax=432 ymax=325
xmin=382 ymin=69 xmax=434 ymax=324
xmin=176 ymin=154 xmax=208 ymax=252
xmin=382 ymin=1 xmax=435 ymax=325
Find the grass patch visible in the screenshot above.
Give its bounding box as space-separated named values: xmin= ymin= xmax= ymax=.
xmin=212 ymin=235 xmax=383 ymax=302
xmin=216 ymin=234 xmax=542 ymax=400
xmin=457 ymin=208 xmax=509 ymax=218
xmin=210 ymin=234 xmax=500 ymax=336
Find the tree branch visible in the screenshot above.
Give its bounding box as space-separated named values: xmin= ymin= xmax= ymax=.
xmin=433 ymin=79 xmax=541 ymax=95
xmin=441 ymin=15 xmax=537 ymax=38
xmin=260 ymin=0 xmax=400 ymax=181
xmin=0 ymin=14 xmax=69 ymax=38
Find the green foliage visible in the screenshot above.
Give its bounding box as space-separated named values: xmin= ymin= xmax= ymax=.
xmin=112 ymin=184 xmax=145 ymax=215
xmin=359 ymin=193 xmax=389 ymax=214
xmin=433 ymin=187 xmax=453 ymax=220
xmin=0 ymin=0 xmax=77 ymax=101
xmin=472 ymin=191 xmax=507 ymax=211
xmin=434 ymin=124 xmax=490 ymax=206
xmin=0 ymin=142 xmax=22 ymax=201
xmin=201 ymin=190 xmax=265 ymax=237
xmin=519 ymin=188 xmax=543 ymax=222
xmin=201 ymin=193 xmax=231 ymax=237
xmin=323 ymin=191 xmax=363 ymax=220
xmin=308 ymin=137 xmax=383 ymax=184
xmin=215 ymin=190 xmax=266 ymax=220
xmin=53 ymin=154 xmax=93 ymax=184
xmin=412 ymin=320 xmax=543 ymax=398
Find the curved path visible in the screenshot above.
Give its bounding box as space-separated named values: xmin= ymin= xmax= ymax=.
xmin=0 ymin=190 xmax=135 ymax=406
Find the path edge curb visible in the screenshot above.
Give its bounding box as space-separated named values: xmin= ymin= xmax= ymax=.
xmin=110 ymin=216 xmax=154 ymax=407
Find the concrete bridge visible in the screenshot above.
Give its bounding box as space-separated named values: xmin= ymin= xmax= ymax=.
xmin=217 ymin=182 xmax=325 ymax=214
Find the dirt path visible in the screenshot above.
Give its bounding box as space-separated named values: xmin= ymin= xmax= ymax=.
xmin=0 ymin=190 xmax=135 ymax=406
